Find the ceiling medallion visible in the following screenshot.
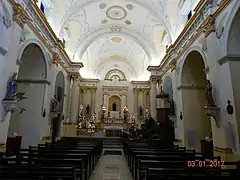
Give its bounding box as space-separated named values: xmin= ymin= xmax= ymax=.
xmin=99 ymin=3 xmax=106 ymax=9
xmin=110 ymin=37 xmax=122 ymax=43
xmin=106 ymin=5 xmax=127 ymax=20
xmin=111 ymin=25 xmax=122 ymax=32
xmin=126 ymin=4 xmax=133 ymax=10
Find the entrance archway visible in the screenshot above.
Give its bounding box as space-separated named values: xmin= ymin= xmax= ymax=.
xmin=8 ymin=43 xmax=47 ymax=148
xmin=180 ymin=50 xmax=211 ymax=152
xmin=227 ymin=7 xmax=240 ymax=145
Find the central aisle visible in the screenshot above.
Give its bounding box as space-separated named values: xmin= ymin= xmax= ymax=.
xmin=89 ymin=155 xmax=133 ymax=180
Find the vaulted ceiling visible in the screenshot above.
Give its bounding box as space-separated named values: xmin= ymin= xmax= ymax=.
xmin=47 ymin=0 xmax=184 ymax=80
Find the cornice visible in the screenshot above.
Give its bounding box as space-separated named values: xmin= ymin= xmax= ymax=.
xmin=218 ymin=54 xmax=240 ymax=65
xmin=7 ymin=0 xmax=83 ymax=73
xmin=151 ymin=0 xmax=232 ymax=72
xmin=177 ymin=84 xmax=205 ymax=90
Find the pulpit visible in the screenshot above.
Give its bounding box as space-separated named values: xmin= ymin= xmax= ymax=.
xmin=201 ymin=140 xmax=213 ymax=158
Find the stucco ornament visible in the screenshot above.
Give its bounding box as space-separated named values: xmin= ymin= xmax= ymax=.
xmin=216 ymin=13 xmax=227 ymax=39
xmin=19 ymin=28 xmax=29 ymax=43
xmin=199 ymin=38 xmax=207 ymax=51
xmin=1 ymin=0 xmax=11 ymax=29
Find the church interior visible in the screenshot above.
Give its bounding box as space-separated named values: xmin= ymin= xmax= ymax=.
xmin=0 ymin=0 xmax=240 ymax=179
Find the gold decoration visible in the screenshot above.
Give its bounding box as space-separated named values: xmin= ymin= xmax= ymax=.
xmin=12 ymin=4 xmax=29 ymax=29
xmin=52 ymin=53 xmax=61 ymax=66
xmin=169 ymin=59 xmax=177 ymax=72
xmin=201 ymin=15 xmax=215 ymax=37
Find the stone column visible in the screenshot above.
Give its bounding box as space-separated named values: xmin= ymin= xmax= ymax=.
xmin=103 ymin=93 xmax=107 ymax=106
xmin=81 ymin=89 xmax=86 ymax=111
xmin=143 ymin=91 xmax=147 ymax=116
xmin=66 ymin=76 xmax=74 ymax=123
xmin=150 ymin=78 xmax=157 ymax=120
xmin=146 ymin=91 xmax=150 ymax=108
xmin=91 ymin=89 xmax=96 ymax=114
xmin=133 ymin=89 xmax=138 ymax=115
xmin=70 ymin=82 xmax=79 ymax=123
xmin=138 ymin=90 xmax=143 ymax=107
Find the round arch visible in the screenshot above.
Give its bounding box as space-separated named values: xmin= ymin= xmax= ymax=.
xmin=75 ymin=26 xmax=157 ymax=61
xmin=179 ymin=46 xmax=208 ymax=79
xmin=222 ymin=0 xmax=240 ymax=55
xmin=94 ymin=59 xmax=138 ymax=80
xmin=105 ymin=69 xmax=126 ymax=80
xmin=17 ymin=38 xmax=49 ymax=79
xmin=8 ymin=43 xmax=48 ymax=148
xmin=180 ymin=50 xmax=211 ymax=152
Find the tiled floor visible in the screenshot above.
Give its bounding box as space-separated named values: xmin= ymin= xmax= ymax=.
xmin=89 ymin=155 xmax=133 ymax=180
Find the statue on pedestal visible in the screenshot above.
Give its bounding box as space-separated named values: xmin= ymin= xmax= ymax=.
xmin=205 ymin=80 xmax=215 ymax=106
xmin=4 ymin=72 xmax=17 ymax=101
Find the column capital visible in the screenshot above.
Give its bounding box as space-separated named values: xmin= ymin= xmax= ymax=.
xmin=68 ymin=73 xmax=80 ymax=81
xmin=168 ymin=58 xmax=177 ymax=72
xmin=201 ymin=15 xmax=215 ymax=37
xmin=150 ymin=76 xmax=161 ymax=84
xmin=52 ymin=53 xmax=61 ymax=67
xmin=13 ymin=4 xmax=29 ymax=29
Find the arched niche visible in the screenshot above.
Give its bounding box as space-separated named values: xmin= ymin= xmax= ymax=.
xmin=163 ymin=75 xmax=175 ymax=117
xmin=105 ymin=69 xmax=127 ymax=81
xmin=108 ymin=95 xmax=121 ymax=112
xmin=163 ymin=75 xmax=173 ymax=103
xmin=54 ymin=71 xmax=65 ymax=113
xmin=50 ymin=71 xmax=65 ymax=137
xmin=8 ymin=43 xmax=48 ymax=148
xmin=180 ymin=50 xmax=211 ymax=152
xmin=227 ymin=7 xmax=240 ymax=149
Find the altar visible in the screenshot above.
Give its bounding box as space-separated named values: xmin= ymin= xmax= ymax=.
xmin=109 ymin=111 xmax=120 ymax=118
xmin=104 ymin=126 xmax=123 ymax=137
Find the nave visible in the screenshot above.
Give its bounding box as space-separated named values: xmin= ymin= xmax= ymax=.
xmin=0 ymin=136 xmax=239 ymax=180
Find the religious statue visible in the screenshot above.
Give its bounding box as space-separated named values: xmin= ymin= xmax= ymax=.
xmin=4 ymin=72 xmax=17 ymax=101
xmin=112 ymin=102 xmax=117 ymax=111
xmin=131 ymin=113 xmax=136 ymax=124
xmin=92 ymin=113 xmax=96 ymax=122
xmin=205 ymin=80 xmax=215 ymax=106
xmin=79 ymin=104 xmax=83 ymax=115
xmin=139 ymin=106 xmax=143 ymax=116
xmin=123 ymin=105 xmax=128 ymax=122
xmin=86 ymin=104 xmax=90 ymax=115
xmin=145 ymin=107 xmax=150 ymax=119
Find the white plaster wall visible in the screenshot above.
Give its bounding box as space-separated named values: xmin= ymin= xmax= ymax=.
xmin=0 ymin=1 xmax=25 ymax=143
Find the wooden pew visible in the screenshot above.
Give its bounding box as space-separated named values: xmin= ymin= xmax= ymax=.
xmin=0 ymin=165 xmax=77 ymax=180
xmin=0 ymin=137 xmax=103 ymax=180
xmin=122 ymin=139 xmax=239 ymax=179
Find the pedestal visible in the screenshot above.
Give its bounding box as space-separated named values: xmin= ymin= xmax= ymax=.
xmin=204 ymin=106 xmax=220 ymax=127
xmin=2 ymin=100 xmax=18 ymax=114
